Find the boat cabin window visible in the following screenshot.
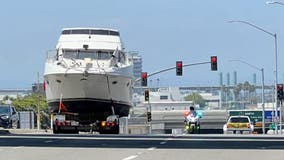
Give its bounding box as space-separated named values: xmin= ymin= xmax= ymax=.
xmin=62 ymin=50 xmax=113 ymax=60
xmin=62 ymin=29 xmax=119 ymax=36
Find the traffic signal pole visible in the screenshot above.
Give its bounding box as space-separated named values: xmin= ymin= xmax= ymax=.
xmin=135 ymin=61 xmax=211 ymax=83
xmin=136 ymin=59 xmax=216 ymax=135
xmin=277 ymin=84 xmax=284 ymax=134
xmin=148 ymin=99 xmax=152 ymax=134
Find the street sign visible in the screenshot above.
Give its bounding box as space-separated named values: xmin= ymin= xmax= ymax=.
xmin=264 ymin=110 xmax=280 ymax=122
xmin=229 ymin=110 xmax=262 ymax=123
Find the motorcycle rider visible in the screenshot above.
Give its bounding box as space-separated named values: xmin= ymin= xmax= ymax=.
xmin=184 ymin=106 xmax=200 ymax=133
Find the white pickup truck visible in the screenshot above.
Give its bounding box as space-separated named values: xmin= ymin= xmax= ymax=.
xmin=223 ymin=116 xmax=254 ymax=134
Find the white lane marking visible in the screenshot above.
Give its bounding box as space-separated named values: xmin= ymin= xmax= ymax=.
xmin=12 ymin=146 xmax=23 ymax=149
xmin=122 ymin=155 xmax=138 ymax=160
xmin=147 ymin=147 xmax=156 ymax=151
xmin=160 ymin=141 xmax=167 ymax=145
xmin=44 ymin=140 xmax=53 ymax=143
xmin=137 ymin=152 xmax=143 ymax=155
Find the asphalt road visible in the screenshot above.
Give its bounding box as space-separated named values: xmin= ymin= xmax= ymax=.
xmin=0 ymin=134 xmax=284 ymax=160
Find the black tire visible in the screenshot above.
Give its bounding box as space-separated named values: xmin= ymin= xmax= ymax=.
xmin=53 ymin=125 xmax=60 ymax=134
xmin=197 ymin=125 xmax=201 ymax=134
xmin=9 ymin=121 xmax=18 ymax=129
xmin=17 ymin=121 xmax=20 ymax=129
xmin=113 ymin=127 xmax=119 ymax=134
xmin=8 ymin=121 xmax=12 ymax=129
xmin=71 ymin=129 xmax=79 ymax=134
xmin=190 ymin=126 xmax=195 ymax=134
xmin=100 ymin=127 xmax=119 ymax=134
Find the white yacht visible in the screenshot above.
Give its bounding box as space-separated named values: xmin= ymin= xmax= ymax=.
xmin=44 ymin=28 xmax=134 ymax=120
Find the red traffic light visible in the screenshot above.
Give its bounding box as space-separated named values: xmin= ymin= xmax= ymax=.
xmin=141 ymin=72 xmax=147 ymax=79
xmin=211 ymin=56 xmax=217 ymax=63
xmin=141 ymin=72 xmax=148 ymax=86
xmin=277 ymin=84 xmax=284 ymax=101
xmin=211 ymin=56 xmax=217 ymax=71
xmin=277 ymin=84 xmax=283 ymax=90
xmin=176 ymin=61 xmax=183 ymax=76
xmin=176 ymin=61 xmax=182 ymax=68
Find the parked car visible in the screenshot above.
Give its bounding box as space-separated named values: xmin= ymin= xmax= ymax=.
xmin=223 ymin=116 xmax=254 ymax=134
xmin=0 ymin=105 xmax=19 ymax=129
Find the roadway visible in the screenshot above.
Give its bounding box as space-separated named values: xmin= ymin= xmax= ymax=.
xmin=0 ymin=134 xmax=284 ymax=160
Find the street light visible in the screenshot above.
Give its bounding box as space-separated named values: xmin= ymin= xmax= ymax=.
xmin=266 ymin=1 xmax=284 ymax=5
xmin=229 ymin=60 xmax=265 ymax=134
xmin=228 ymin=20 xmax=279 ymax=134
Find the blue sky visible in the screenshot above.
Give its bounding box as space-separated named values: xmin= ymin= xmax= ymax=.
xmin=0 ymin=0 xmax=283 ymax=88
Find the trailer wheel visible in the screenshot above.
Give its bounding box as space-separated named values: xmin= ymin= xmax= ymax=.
xmin=113 ymin=127 xmax=119 ymax=134
xmin=99 ymin=127 xmax=119 ymax=134
xmin=53 ymin=125 xmax=60 ymax=134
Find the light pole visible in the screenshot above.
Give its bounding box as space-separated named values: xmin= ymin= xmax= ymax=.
xmin=37 ymin=72 xmax=41 ymax=130
xmin=229 ymin=60 xmax=265 ymax=134
xmin=228 ymin=20 xmax=279 ymax=134
xmin=266 ymin=1 xmax=284 ymax=5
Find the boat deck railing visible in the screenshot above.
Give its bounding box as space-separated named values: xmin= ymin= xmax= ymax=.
xmin=46 ymin=50 xmax=57 ymax=62
xmin=46 ymin=49 xmax=134 ymax=65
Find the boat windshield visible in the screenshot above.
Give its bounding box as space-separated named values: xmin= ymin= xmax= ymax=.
xmin=62 ymin=50 xmax=112 ymax=60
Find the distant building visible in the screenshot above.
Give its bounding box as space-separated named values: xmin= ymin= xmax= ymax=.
xmin=130 ymin=52 xmax=142 ymax=86
xmin=32 ymin=83 xmax=45 ymax=95
xmin=134 ymin=87 xmax=193 ymax=111
xmin=0 ymin=89 xmax=31 ymax=104
xmin=199 ymin=93 xmax=220 ymax=110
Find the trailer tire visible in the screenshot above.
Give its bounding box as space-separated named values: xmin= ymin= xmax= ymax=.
xmin=53 ymin=125 xmax=60 ymax=134
xmin=99 ymin=127 xmax=119 ymax=134
xmin=113 ymin=127 xmax=119 ymax=134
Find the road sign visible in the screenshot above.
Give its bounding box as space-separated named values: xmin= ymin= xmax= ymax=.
xmin=229 ymin=110 xmax=262 ymax=123
xmin=264 ymin=110 xmax=280 ymax=122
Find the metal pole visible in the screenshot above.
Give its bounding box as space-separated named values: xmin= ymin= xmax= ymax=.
xmin=274 ymin=34 xmax=279 ymax=134
xmin=229 ymin=60 xmax=266 ymax=134
xmin=148 ymin=95 xmax=152 ymax=135
xmin=37 ymin=72 xmax=40 ymax=130
xmin=261 ymin=68 xmax=265 ymax=134
xmin=135 ymin=61 xmax=211 ymax=82
xmin=274 ymin=33 xmax=282 ymax=134
xmin=228 ymin=21 xmax=279 ymax=134
xmin=50 ymin=114 xmax=53 ymax=130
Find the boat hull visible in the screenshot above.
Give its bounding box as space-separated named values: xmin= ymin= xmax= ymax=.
xmin=44 ymin=73 xmax=133 ymax=120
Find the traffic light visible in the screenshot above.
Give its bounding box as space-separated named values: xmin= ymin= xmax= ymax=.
xmin=277 ymin=84 xmax=284 ymax=101
xmin=176 ymin=61 xmax=183 ymax=76
xmin=147 ymin=111 xmax=152 ymax=122
xmin=211 ymin=56 xmax=217 ymax=71
xmin=144 ymin=89 xmax=149 ymax=101
xmin=141 ymin=72 xmax=147 ymax=86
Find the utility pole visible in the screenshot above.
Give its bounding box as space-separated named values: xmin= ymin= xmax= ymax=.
xmin=37 ymin=72 xmax=41 ymax=130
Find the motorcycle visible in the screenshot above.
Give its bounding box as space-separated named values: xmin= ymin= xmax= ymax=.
xmin=184 ymin=115 xmax=200 ymax=134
